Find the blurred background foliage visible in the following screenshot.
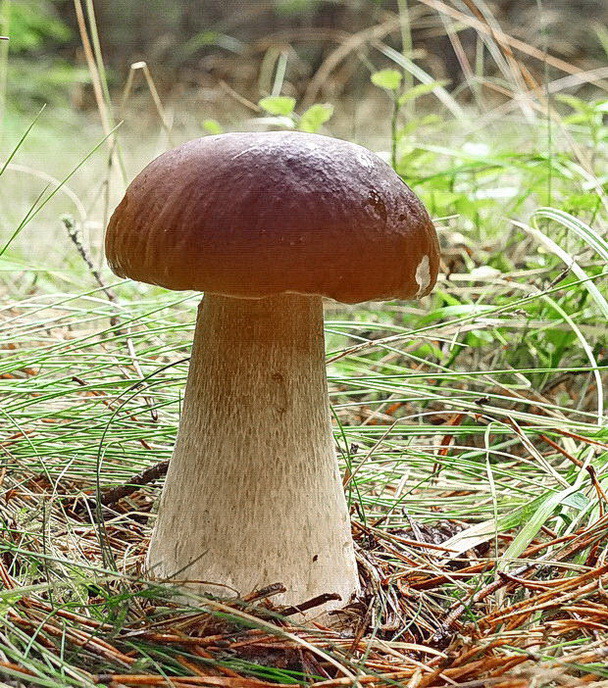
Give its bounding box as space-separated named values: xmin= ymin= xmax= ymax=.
xmin=3 ymin=0 xmax=608 ymax=113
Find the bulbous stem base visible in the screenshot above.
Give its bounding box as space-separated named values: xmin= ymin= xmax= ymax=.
xmin=147 ymin=293 xmax=360 ymax=618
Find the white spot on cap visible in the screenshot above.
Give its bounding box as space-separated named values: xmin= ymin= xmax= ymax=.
xmin=415 ymin=255 xmax=431 ymax=297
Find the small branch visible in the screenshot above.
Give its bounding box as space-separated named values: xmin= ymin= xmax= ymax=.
xmin=430 ymin=560 xmax=540 ymax=645
xmin=241 ymin=583 xmax=287 ymax=603
xmin=62 ymin=215 xmax=118 ymax=312
xmin=68 ymin=459 xmax=169 ymax=518
xmin=63 ymin=215 xmax=158 ymax=421
xmin=280 ymin=592 xmax=342 ymax=617
xmin=98 ymin=460 xmax=169 ymax=507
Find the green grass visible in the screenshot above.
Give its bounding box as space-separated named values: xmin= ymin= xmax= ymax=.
xmin=1 ymin=3 xmax=608 ymax=686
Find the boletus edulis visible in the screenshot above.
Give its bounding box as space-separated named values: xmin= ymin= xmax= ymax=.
xmin=105 ymin=131 xmax=439 ymax=618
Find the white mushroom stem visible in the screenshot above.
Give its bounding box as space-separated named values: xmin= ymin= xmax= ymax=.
xmin=147 ymin=293 xmax=360 ymax=616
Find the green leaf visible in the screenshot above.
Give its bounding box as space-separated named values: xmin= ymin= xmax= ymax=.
xmin=7 ymin=1 xmax=71 ymax=54
xmin=398 ymin=80 xmax=449 ymax=105
xmin=202 ymin=119 xmax=223 ymax=135
xmin=442 ymin=485 xmax=584 ymax=561
xmin=298 ymin=103 xmax=334 ymax=133
xmin=499 ymin=485 xmax=584 ymax=568
xmin=371 ymin=69 xmax=402 ymax=91
xmin=258 ymin=96 xmax=296 ymax=116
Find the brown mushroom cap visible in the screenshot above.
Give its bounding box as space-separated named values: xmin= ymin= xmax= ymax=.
xmin=106 ymin=131 xmax=439 ymax=304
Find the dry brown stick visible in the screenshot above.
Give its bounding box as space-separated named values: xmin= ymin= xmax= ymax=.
xmin=119 ymin=632 xmax=217 ymax=646
xmin=481 ymin=568 xmax=608 ymax=630
xmin=485 ymin=656 xmax=532 ymax=680
xmin=310 ymin=674 xmax=418 ymax=688
xmin=280 ymin=592 xmax=342 ymax=617
xmin=488 ymin=580 xmax=605 ymax=630
xmin=241 ymin=583 xmax=287 ymax=603
xmin=9 ymin=609 xmax=135 ymax=667
xmin=415 ymin=0 xmax=608 ymax=90
xmin=430 ymin=558 xmax=547 ymax=642
xmin=407 ymin=561 xmax=495 ymax=590
xmin=497 ymin=570 xmax=556 ymax=591
xmin=26 ymin=598 xmax=115 ymax=631
xmin=93 ymin=675 xmax=295 ymax=687
xmin=72 ymin=0 xmax=112 ymax=138
xmin=553 ymin=429 xmax=608 ymax=450
xmin=63 ymin=216 xmax=117 ymax=309
xmin=0 ymin=555 xmax=16 ymax=588
xmin=478 ymin=561 xmax=608 ymax=627
xmin=459 ymin=0 xmax=538 ymax=95
xmin=447 ymin=639 xmax=509 ymax=668
xmin=427 ymin=677 xmax=527 ymax=688
xmin=67 ymin=458 xmax=169 ymax=518
xmin=442 ymin=655 xmax=527 ymax=681
xmin=0 ymin=660 xmax=36 ymax=678
xmin=63 ymin=218 xmax=159 ymax=422
xmin=96 ymin=460 xmax=169 ymax=507
xmin=119 ymin=62 xmax=173 ymax=143
xmin=353 ymin=520 xmax=457 ymax=554
xmin=303 ymin=15 xmax=403 ymax=107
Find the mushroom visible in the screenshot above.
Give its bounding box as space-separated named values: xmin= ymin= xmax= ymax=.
xmin=105 ymin=131 xmax=439 ymax=617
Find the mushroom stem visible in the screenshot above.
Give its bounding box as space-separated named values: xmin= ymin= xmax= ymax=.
xmin=147 ymin=293 xmax=360 ymax=615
